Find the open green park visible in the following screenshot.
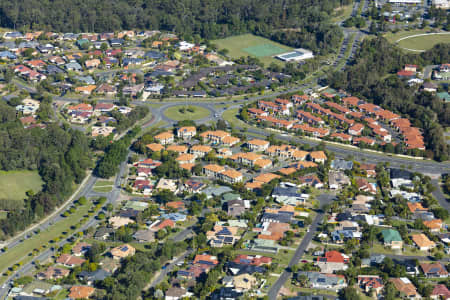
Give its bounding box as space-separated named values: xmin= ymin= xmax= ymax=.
xmin=384 ymin=29 xmax=450 ymax=52
xmin=163 ymin=105 xmax=210 ymax=121
xmin=0 ymin=170 xmax=43 ymax=202
xmin=212 ymin=33 xmax=293 ymax=66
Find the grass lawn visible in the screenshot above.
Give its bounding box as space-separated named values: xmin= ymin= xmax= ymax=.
xmin=369 ymin=242 xmax=427 ymax=256
xmin=163 ymin=105 xmax=210 ymax=121
xmin=0 ymin=200 xmax=93 ymax=278
xmin=0 ymin=211 xmax=7 ymax=220
xmin=212 ymin=34 xmax=293 ymax=67
xmin=330 ymin=4 xmax=354 ymax=23
xmin=0 ymin=170 xmax=44 ymax=202
xmin=384 ymin=29 xmax=450 ymax=51
xmin=397 ymin=33 xmax=450 ymax=51
xmin=93 ymin=180 xmax=114 ymax=193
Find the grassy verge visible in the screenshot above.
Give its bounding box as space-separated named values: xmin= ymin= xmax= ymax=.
xmin=0 ymin=199 xmax=95 ymax=280
xmin=93 ymin=180 xmax=114 ymax=193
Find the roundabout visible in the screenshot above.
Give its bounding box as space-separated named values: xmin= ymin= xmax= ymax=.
xmin=162 ymin=104 xmax=213 ymax=121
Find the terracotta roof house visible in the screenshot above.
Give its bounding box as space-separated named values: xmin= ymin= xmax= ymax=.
xmin=420 ymin=262 xmax=449 ymax=278
xmin=247 ymin=139 xmax=270 ymax=152
xmin=154 ymin=131 xmax=174 ymax=145
xmin=431 ymin=284 xmax=450 ymax=300
xmin=309 ymin=151 xmax=327 ymax=163
xmin=177 ymin=126 xmax=197 ymax=139
xmin=167 ymin=144 xmax=188 ymax=154
xmin=412 ymin=234 xmax=436 ymax=251
xmin=390 ymin=277 xmax=419 ymax=299
xmin=358 ymin=275 xmax=384 ymax=295
xmin=220 ymin=169 xmax=243 ymax=184
xmin=253 ymin=173 xmax=281 ymax=184
xmin=68 ymin=286 xmax=95 ymax=299
xmin=190 ymin=145 xmax=212 ymax=158
xmin=203 ymin=164 xmax=225 ymax=178
xmin=146 ymin=143 xmax=164 ymax=152
xmin=56 ymin=254 xmax=86 ymax=267
xmin=423 ymin=219 xmax=443 ymax=232
xmin=75 ymin=85 xmax=97 ymax=95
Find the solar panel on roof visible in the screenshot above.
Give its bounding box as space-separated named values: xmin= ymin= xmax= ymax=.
xmin=122 ymin=246 xmax=128 ymax=251
xmin=224 ymin=237 xmax=234 ymax=243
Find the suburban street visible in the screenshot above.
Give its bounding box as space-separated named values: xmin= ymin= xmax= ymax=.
xmin=268 ymin=193 xmax=335 ymax=299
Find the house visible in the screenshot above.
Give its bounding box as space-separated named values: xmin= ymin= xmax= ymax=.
xmin=183 ymin=179 xmax=206 ymax=193
xmin=72 ymin=242 xmax=92 ymax=256
xmin=233 ymin=254 xmax=272 ymax=266
xmin=110 ymin=244 xmax=136 ymax=259
xmin=431 ymin=284 xmax=450 ymax=300
xmin=177 ymin=126 xmax=196 ymax=139
xmin=232 ymin=274 xmax=257 ymax=292
xmin=109 ymin=216 xmax=134 ymax=228
xmin=207 ymin=226 xmax=240 ymax=247
xmin=227 ymin=199 xmax=250 ymax=217
xmin=220 ymin=169 xmax=243 ymax=184
xmin=94 ymin=103 xmax=115 ymax=113
xmin=165 ymin=287 xmax=192 ymax=300
xmin=200 ymin=130 xmax=230 ymax=144
xmin=423 ymin=219 xmax=443 ymax=232
xmin=37 ymin=266 xmax=70 ymax=280
xmin=412 ymin=233 xmax=435 ymax=251
xmin=389 ymin=278 xmax=420 ymax=299
xmin=356 ymin=178 xmax=376 ymax=194
xmin=357 ymin=275 xmax=384 ymax=295
xmin=247 ymin=139 xmax=270 ymax=152
xmin=85 ymin=58 xmax=101 ymax=69
xmin=166 ymin=144 xmax=188 ymax=154
xmin=316 ymin=250 xmax=349 ymax=273
xmin=297 ymin=272 xmax=347 ymax=291
xmin=154 ymin=131 xmax=174 ymax=145
xmin=420 ymin=262 xmax=449 ymax=278
xmin=359 ymin=163 xmax=377 ymax=177
xmin=96 ymin=83 xmax=117 ymax=95
xmin=56 ymin=254 xmax=86 ymax=267
xmin=328 ymin=171 xmax=350 ymax=189
xmin=298 ymin=174 xmax=323 ymax=188
xmin=68 ymin=286 xmax=95 ymax=299
xmin=65 ymin=62 xmax=83 ymax=72
xmin=176 ymin=153 xmax=196 ymax=164
xmin=151 ymin=219 xmax=175 ymax=231
xmin=78 ymin=269 xmax=111 ymax=285
xmin=348 ymin=123 xmax=364 ymax=135
xmin=381 ymin=229 xmax=403 ymax=249
xmin=190 ymin=145 xmax=212 ymax=158
xmin=156 ymin=178 xmax=178 ymax=193
xmin=272 ymin=185 xmax=309 ymax=206
xmin=133 ymin=229 xmax=155 ymax=243
xmin=203 ymin=164 xmax=225 ymax=178
xmin=423 ymin=82 xmax=438 ymax=93
xmin=309 ymin=151 xmax=327 ymax=163
xmin=75 ymin=85 xmax=97 ymax=95
xmin=331 ymin=159 xmax=353 ymax=170
xmin=146 ymin=143 xmax=164 ymax=152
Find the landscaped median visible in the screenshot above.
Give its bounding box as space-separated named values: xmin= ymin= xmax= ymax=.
xmin=0 ymin=197 xmax=105 ymax=282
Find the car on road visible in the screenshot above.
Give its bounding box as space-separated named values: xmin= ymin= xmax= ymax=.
xmin=162 ymin=263 xmax=170 ymax=269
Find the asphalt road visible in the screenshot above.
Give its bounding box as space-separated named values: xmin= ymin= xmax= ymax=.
xmin=147 ymin=249 xmax=193 ymax=289
xmin=267 ymin=194 xmax=335 ymax=300
xmin=432 ymin=179 xmax=450 ymax=211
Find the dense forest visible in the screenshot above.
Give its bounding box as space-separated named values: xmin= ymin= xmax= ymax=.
xmin=328 ymin=38 xmax=450 ymax=161
xmin=0 ymin=102 xmax=92 ymax=239
xmin=0 ymin=0 xmax=349 ymax=54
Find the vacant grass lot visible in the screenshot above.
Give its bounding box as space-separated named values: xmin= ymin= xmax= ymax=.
xmin=164 ymin=105 xmax=210 ymax=121
xmin=212 ymin=34 xmax=293 ymax=66
xmin=0 ymin=170 xmax=44 ymax=202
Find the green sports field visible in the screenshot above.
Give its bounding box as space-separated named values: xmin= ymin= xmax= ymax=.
xmin=212 ymin=34 xmax=293 ymax=66
xmin=0 ymin=170 xmax=43 ymax=201
xmin=384 ymin=30 xmax=450 ymax=52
